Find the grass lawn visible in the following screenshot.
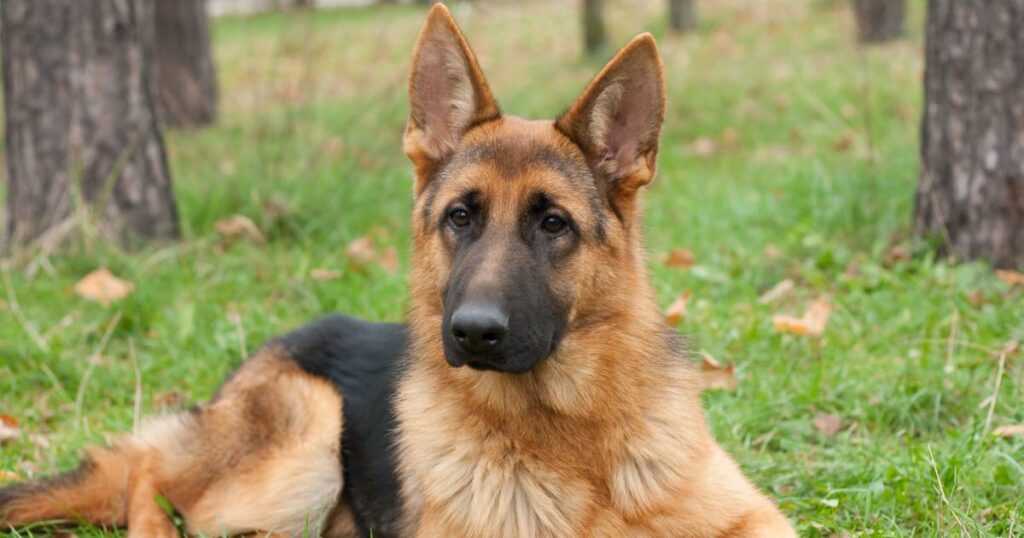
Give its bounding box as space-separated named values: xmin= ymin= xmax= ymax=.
xmin=2 ymin=0 xmax=1022 ymax=535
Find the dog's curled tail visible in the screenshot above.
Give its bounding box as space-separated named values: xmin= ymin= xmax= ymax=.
xmin=0 ymin=443 xmax=136 ymax=529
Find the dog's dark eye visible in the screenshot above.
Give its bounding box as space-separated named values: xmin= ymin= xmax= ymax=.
xmin=449 ymin=208 xmax=471 ymax=228
xmin=541 ymin=215 xmax=567 ymax=234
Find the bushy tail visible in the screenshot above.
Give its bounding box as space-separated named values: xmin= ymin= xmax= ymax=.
xmin=0 ymin=444 xmax=135 ymax=528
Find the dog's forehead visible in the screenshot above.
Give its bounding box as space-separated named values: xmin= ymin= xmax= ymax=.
xmin=446 ymin=118 xmax=590 ymax=183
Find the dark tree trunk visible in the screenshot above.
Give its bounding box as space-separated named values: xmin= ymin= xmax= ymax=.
xmin=852 ymin=0 xmax=905 ymax=44
xmin=668 ymin=0 xmax=697 ymax=33
xmin=914 ymin=0 xmax=1024 ymax=269
xmin=2 ymin=0 xmax=179 ymax=248
xmin=583 ymin=0 xmax=607 ymax=56
xmin=153 ymin=0 xmax=218 ymax=128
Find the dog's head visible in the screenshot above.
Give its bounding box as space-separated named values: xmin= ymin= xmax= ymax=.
xmin=405 ymin=5 xmax=665 ymax=374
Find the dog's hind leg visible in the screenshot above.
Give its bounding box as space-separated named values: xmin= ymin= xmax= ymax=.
xmin=1 ymin=348 xmax=347 ymax=537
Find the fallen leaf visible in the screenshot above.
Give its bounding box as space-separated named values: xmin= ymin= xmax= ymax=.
xmin=758 ymin=279 xmax=794 ymax=304
xmin=0 ymin=469 xmax=20 ymax=483
xmin=663 ymin=249 xmax=695 ymax=269
xmin=813 ymin=413 xmax=842 ymax=436
xmin=0 ymin=414 xmax=21 ymax=445
xmin=772 ymin=93 xmax=790 ymax=109
xmin=664 ymin=291 xmax=693 ymax=326
xmin=772 ymin=295 xmax=832 ymax=335
xmin=378 ymin=246 xmax=400 ymax=274
xmin=345 ymin=236 xmax=377 ymax=267
xmin=690 ymin=137 xmax=716 ymax=156
xmin=214 ymin=214 xmax=265 ymax=243
xmin=261 ymin=196 xmax=292 ymax=220
xmin=720 ymin=127 xmax=740 ymax=149
xmin=996 ymin=269 xmax=1024 ymax=285
xmin=74 ymin=268 xmax=134 ymax=305
xmin=995 ymin=340 xmax=1019 ymax=357
xmin=700 ymin=351 xmax=738 ymax=392
xmin=884 ymin=245 xmax=910 ymax=265
xmin=153 ymin=390 xmax=188 ymax=409
xmin=310 ymin=268 xmax=342 ymax=281
xmin=833 ymin=133 xmax=854 ymax=152
xmin=346 ymin=236 xmax=400 ymax=273
xmin=993 ymin=424 xmax=1024 ymax=437
xmin=965 ymin=291 xmax=985 ymax=308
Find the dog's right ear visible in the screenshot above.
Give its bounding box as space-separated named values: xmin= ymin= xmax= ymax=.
xmin=405 ymin=4 xmax=500 ymax=195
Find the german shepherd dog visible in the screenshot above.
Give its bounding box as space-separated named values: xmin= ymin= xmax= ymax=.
xmin=1 ymin=5 xmax=795 ymax=537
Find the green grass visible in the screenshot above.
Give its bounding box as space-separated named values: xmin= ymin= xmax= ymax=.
xmin=2 ymin=0 xmax=1022 ymax=535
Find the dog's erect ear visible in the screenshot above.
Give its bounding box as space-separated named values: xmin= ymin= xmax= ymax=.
xmin=405 ymin=4 xmax=499 ymax=193
xmin=556 ymin=34 xmax=666 ymax=204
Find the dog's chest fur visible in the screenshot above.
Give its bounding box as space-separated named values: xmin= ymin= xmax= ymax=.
xmin=395 ymin=360 xmax=706 ymax=537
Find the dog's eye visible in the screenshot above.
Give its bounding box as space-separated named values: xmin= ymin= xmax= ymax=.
xmin=541 ymin=215 xmax=567 ymax=234
xmin=449 ymin=208 xmax=471 ymax=228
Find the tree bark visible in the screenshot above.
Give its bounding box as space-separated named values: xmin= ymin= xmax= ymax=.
xmin=2 ymin=0 xmax=179 ymax=248
xmin=153 ymin=0 xmax=218 ymax=128
xmin=914 ymin=0 xmax=1024 ymax=269
xmin=668 ymin=0 xmax=697 ymax=33
xmin=852 ymin=0 xmax=905 ymax=44
xmin=583 ymin=0 xmax=607 ymax=56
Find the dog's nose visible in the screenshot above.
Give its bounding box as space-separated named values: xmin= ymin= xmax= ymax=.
xmin=450 ymin=303 xmax=508 ymax=354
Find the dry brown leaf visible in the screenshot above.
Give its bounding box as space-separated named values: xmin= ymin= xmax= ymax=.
xmin=813 ymin=414 xmax=842 ymax=436
xmin=884 ymin=245 xmax=910 ymax=265
xmin=664 ymin=291 xmax=693 ymax=326
xmin=966 ymin=290 xmax=985 ymax=308
xmin=833 ymin=133 xmax=854 ymax=152
xmin=700 ymin=351 xmax=738 ymax=392
xmin=758 ymin=279 xmax=794 ymax=304
xmin=346 ymin=236 xmax=399 ymax=274
xmin=772 ymin=295 xmax=832 ymax=336
xmin=691 ymin=137 xmax=716 ymax=156
xmin=378 ymin=246 xmax=400 ymax=274
xmin=996 ymin=269 xmax=1024 ymax=285
xmin=74 ymin=268 xmax=134 ymax=305
xmin=663 ymin=249 xmax=695 ymax=269
xmin=0 ymin=469 xmax=20 ymax=483
xmin=310 ymin=268 xmax=342 ymax=281
xmin=720 ymin=127 xmax=740 ymax=149
xmin=996 ymin=340 xmax=1020 ymax=357
xmin=214 ymin=214 xmax=265 ymax=243
xmin=153 ymin=391 xmax=187 ymax=409
xmin=993 ymin=424 xmax=1024 ymax=437
xmin=0 ymin=414 xmax=21 ymax=445
xmin=345 ymin=236 xmax=377 ymax=267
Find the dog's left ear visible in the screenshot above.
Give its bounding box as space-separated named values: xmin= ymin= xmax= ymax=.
xmin=405 ymin=4 xmax=500 ymax=195
xmin=556 ymin=34 xmax=666 ymax=207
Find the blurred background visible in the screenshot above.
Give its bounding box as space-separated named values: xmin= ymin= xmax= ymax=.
xmin=0 ymin=0 xmax=1022 ymax=535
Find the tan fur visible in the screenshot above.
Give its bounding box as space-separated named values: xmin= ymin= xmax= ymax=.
xmin=397 ymin=5 xmax=796 ymax=537
xmin=1 ymin=350 xmax=351 ymax=538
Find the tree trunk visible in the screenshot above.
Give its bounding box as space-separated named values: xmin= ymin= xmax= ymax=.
xmin=153 ymin=0 xmax=218 ymax=128
xmin=914 ymin=0 xmax=1024 ymax=269
xmin=852 ymin=0 xmax=905 ymax=44
xmin=668 ymin=0 xmax=697 ymax=33
xmin=582 ymin=0 xmax=607 ymax=56
xmin=2 ymin=0 xmax=179 ymax=248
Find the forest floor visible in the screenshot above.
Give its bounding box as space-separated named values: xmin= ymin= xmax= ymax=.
xmin=1 ymin=0 xmax=1022 ymax=536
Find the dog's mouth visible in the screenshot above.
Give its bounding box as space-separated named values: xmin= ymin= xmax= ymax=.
xmin=441 ymin=331 xmax=561 ymax=374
